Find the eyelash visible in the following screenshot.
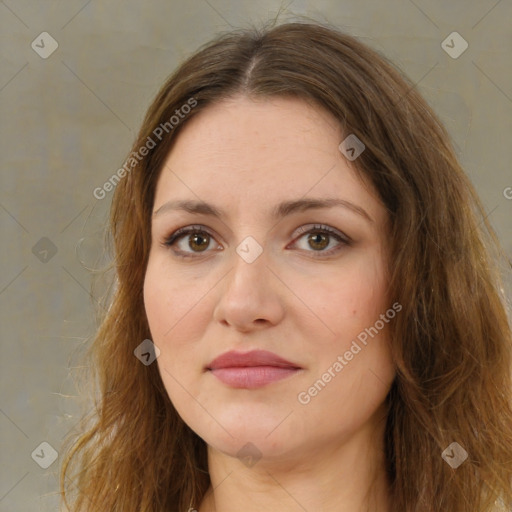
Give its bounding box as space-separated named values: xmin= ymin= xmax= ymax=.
xmin=161 ymin=224 xmax=351 ymax=259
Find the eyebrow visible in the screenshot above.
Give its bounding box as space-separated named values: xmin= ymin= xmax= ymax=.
xmin=153 ymin=197 xmax=373 ymax=223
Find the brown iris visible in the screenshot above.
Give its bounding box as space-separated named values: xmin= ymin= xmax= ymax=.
xmin=307 ymin=232 xmax=329 ymax=251
xmin=189 ymin=232 xmax=210 ymax=252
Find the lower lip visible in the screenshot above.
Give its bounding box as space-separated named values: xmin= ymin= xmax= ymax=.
xmin=209 ymin=366 xmax=301 ymax=389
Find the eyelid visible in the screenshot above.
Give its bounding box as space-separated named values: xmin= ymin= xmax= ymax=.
xmin=292 ymin=223 xmax=349 ymax=242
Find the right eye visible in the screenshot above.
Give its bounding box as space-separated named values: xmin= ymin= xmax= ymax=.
xmin=162 ymin=225 xmax=222 ymax=258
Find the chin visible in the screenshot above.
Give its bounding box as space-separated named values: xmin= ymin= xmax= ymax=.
xmin=192 ymin=418 xmax=298 ymax=460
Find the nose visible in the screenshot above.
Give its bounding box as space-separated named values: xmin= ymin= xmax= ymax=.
xmin=212 ymin=246 xmax=285 ymax=332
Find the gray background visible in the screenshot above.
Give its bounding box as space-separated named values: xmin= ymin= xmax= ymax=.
xmin=1 ymin=0 xmax=511 ymax=510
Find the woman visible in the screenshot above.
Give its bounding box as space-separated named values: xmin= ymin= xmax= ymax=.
xmin=60 ymin=21 xmax=512 ymax=511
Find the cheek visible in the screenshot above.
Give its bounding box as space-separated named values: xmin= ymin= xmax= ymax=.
xmin=143 ymin=257 xmax=205 ymax=341
xmin=143 ymin=257 xmax=214 ymax=391
xmin=143 ymin=264 xmax=198 ymax=400
xmin=300 ymin=252 xmax=389 ymax=339
xmin=143 ymin=265 xmax=172 ymax=340
xmin=296 ymin=250 xmax=394 ymax=397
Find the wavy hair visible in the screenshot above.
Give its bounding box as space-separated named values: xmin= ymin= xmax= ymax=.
xmin=60 ymin=20 xmax=512 ymax=512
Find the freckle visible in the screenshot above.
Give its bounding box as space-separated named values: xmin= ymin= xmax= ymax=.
xmin=352 ymin=310 xmax=357 ymax=316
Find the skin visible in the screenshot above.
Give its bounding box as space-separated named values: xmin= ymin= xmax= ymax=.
xmin=143 ymin=95 xmax=396 ymax=512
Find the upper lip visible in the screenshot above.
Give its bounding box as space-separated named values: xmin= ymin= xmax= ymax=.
xmin=206 ymin=350 xmax=301 ymax=370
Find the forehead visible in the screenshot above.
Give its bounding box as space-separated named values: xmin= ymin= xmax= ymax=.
xmin=153 ymin=95 xmax=381 ymax=221
xmin=163 ymin=95 xmax=341 ymax=172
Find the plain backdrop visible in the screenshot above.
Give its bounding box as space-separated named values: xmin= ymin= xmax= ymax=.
xmin=0 ymin=1 xmax=511 ymax=510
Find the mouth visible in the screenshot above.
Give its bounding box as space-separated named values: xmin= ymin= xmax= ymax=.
xmin=206 ymin=350 xmax=302 ymax=389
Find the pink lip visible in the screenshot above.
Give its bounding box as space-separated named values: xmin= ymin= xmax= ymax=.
xmin=206 ymin=350 xmax=302 ymax=389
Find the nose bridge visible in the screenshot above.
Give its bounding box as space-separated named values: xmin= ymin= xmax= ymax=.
xmin=226 ymin=238 xmax=269 ymax=299
xmin=213 ymin=238 xmax=284 ymax=329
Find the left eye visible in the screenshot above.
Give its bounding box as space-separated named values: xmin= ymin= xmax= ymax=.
xmin=290 ymin=224 xmax=349 ymax=255
xmin=162 ymin=224 xmax=350 ymax=258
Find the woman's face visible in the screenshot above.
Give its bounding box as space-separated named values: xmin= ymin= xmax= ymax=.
xmin=144 ymin=95 xmax=396 ymax=464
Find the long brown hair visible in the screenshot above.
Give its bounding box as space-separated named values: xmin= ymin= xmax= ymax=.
xmin=60 ymin=20 xmax=512 ymax=511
